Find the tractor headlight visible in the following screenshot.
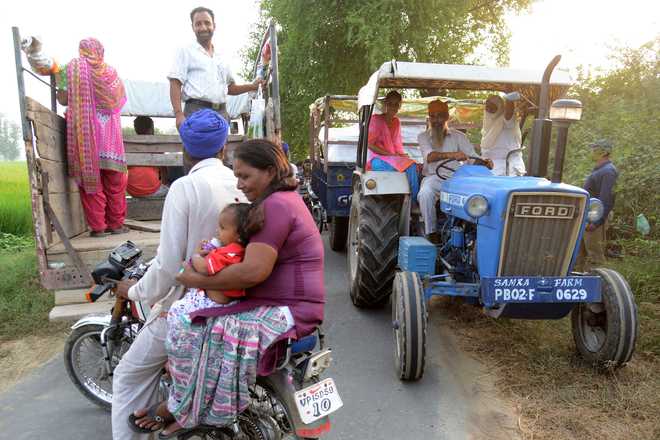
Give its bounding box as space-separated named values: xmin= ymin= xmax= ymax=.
xmin=465 ymin=195 xmax=489 ymax=218
xmin=587 ymin=198 xmax=604 ymax=223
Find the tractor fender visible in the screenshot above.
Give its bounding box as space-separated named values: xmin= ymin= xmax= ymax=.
xmin=351 ymin=170 xmax=412 ymax=237
xmin=352 ymin=170 xmax=410 ymax=196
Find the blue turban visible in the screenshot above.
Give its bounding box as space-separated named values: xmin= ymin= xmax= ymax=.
xmin=179 ymin=109 xmax=228 ymax=159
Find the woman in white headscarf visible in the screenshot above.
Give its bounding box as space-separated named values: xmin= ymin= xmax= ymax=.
xmin=480 ymin=94 xmax=525 ymax=176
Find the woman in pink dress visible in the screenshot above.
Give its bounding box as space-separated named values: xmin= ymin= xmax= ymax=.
xmin=57 ymin=38 xmax=128 ymax=237
xmin=367 ymin=90 xmax=419 ymax=199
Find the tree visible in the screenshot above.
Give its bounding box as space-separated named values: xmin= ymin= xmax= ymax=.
xmin=0 ymin=114 xmax=20 ymax=161
xmin=563 ymin=37 xmax=660 ymax=238
xmin=243 ymin=0 xmax=532 ymax=160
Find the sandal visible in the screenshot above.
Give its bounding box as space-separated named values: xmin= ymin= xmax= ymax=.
xmin=127 ymin=402 xmax=174 ymax=434
xmin=107 ymin=225 xmax=130 ymax=235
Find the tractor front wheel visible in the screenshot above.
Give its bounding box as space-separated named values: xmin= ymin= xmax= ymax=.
xmin=347 ymin=192 xmax=402 ymax=308
xmin=571 ymin=267 xmax=638 ymax=370
xmin=392 ymin=271 xmax=427 ymax=381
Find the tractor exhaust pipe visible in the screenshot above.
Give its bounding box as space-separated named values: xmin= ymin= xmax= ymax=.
xmin=528 ymin=55 xmax=561 ymax=178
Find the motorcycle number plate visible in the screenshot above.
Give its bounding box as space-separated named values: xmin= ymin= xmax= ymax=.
xmin=294 ymin=377 xmax=343 ymax=424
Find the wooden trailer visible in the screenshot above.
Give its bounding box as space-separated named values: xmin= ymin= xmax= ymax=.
xmin=11 ymin=23 xmax=281 ymax=319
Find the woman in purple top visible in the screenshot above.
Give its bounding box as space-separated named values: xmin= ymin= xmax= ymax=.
xmin=129 ymin=139 xmax=325 ymax=437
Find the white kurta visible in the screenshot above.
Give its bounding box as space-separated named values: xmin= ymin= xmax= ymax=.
xmin=127 ymin=158 xmax=246 ymax=323
xmin=167 ymin=42 xmax=236 ymax=105
xmin=482 ymin=117 xmax=526 ymax=176
xmin=417 ymin=129 xmax=476 ymax=234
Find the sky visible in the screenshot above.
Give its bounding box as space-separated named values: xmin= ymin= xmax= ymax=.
xmin=0 ymin=0 xmax=658 ymax=132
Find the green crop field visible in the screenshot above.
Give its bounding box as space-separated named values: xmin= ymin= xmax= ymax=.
xmin=0 ymin=162 xmax=32 ymax=236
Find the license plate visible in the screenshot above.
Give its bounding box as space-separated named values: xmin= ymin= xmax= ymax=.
xmin=481 ymin=276 xmax=601 ymax=307
xmin=294 ymin=377 xmax=343 ymax=424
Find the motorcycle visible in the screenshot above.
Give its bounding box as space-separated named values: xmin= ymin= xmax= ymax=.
xmin=64 ymin=241 xmax=341 ymax=439
xmin=296 ymin=163 xmax=326 ymax=233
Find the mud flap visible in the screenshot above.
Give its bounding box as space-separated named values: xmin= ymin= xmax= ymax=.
xmin=259 ymin=371 xmax=331 ymax=438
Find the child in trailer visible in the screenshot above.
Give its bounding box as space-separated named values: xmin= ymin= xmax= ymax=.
xmin=167 ymin=202 xmax=261 ymax=323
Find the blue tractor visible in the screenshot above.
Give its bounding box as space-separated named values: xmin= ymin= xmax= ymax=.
xmin=347 ymin=58 xmax=638 ymax=380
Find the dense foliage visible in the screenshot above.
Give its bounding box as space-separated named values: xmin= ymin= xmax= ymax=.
xmin=244 ymin=0 xmax=532 ymax=159
xmin=562 ymin=38 xmax=659 ymax=239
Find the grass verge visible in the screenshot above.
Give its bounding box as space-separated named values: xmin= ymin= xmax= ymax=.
xmin=0 ymin=243 xmax=68 ymax=342
xmin=0 ymin=161 xmax=32 ymax=236
xmin=431 ymin=239 xmax=660 ymax=440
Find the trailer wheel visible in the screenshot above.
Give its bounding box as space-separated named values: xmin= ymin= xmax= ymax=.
xmin=392 ymin=271 xmax=427 ymax=381
xmin=329 ymin=216 xmax=348 ymax=252
xmin=347 ymin=191 xmax=402 ymax=308
xmin=571 ymin=267 xmax=638 ymax=370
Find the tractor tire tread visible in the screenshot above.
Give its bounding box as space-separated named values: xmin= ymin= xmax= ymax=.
xmin=351 ymin=195 xmax=401 ymax=307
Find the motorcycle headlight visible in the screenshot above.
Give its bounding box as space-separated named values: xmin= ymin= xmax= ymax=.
xmin=587 ymin=198 xmax=604 ymax=223
xmin=465 ymin=195 xmax=489 ymax=218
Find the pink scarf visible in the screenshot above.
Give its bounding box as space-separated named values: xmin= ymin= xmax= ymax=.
xmin=66 ymin=38 xmax=126 ymax=193
xmin=367 ymin=114 xmax=415 ymax=172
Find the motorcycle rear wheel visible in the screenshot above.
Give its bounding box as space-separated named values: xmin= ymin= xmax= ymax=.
xmin=64 ymin=324 xmax=119 ymax=410
xmin=252 ymin=379 xmax=316 ymax=440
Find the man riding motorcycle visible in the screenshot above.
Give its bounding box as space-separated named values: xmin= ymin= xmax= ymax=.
xmin=111 ymin=110 xmax=245 ymax=439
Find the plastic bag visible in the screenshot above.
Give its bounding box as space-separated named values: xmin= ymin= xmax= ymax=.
xmin=247 ymin=86 xmax=265 ymax=139
xmin=20 ymin=36 xmax=59 ymax=76
xmin=636 ymin=213 xmax=651 ymax=236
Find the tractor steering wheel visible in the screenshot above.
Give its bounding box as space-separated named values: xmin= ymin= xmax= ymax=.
xmin=434 ymin=156 xmax=492 ymax=180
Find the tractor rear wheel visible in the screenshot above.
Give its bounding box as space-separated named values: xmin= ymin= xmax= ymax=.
xmin=347 ymin=192 xmax=402 ymax=308
xmin=392 ymin=271 xmax=427 ymax=381
xmin=329 ymin=216 xmax=348 ymax=252
xmin=571 ymin=267 xmax=638 ymax=370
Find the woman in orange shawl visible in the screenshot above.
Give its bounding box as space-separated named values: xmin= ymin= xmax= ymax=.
xmin=366 ymin=90 xmax=419 ymax=199
xmin=58 ymin=38 xmax=128 ymax=237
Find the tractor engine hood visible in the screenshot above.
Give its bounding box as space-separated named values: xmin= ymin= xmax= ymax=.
xmin=439 ymin=165 xmax=589 ymax=227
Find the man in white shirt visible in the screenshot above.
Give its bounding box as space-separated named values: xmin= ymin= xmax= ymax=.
xmin=480 ymin=94 xmax=525 ymax=176
xmin=111 ymin=110 xmax=246 ymax=440
xmin=417 ymin=100 xmax=485 ymax=241
xmin=168 ymin=6 xmax=262 ymax=128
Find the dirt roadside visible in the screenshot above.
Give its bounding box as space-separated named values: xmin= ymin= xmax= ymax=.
xmin=0 ymin=331 xmax=67 ymax=394
xmin=430 ymin=296 xmax=659 ymax=440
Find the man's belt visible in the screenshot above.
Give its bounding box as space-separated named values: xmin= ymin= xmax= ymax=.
xmin=185 ymin=98 xmax=226 ymax=111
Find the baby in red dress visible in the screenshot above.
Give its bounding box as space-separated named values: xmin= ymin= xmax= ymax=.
xmin=169 ymin=203 xmax=262 ymax=321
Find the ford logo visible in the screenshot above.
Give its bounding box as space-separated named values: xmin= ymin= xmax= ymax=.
xmin=514 ymin=203 xmax=575 ymax=219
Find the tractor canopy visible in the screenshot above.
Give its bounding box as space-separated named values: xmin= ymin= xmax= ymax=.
xmin=357 ymin=61 xmax=573 ymax=108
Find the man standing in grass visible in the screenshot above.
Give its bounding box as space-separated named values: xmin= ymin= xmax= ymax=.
xmin=576 ymin=139 xmax=618 ymax=271
xmin=168 ymin=6 xmax=262 ymax=128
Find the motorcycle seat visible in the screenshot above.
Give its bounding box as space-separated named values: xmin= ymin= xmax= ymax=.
xmin=290 ymin=334 xmax=317 ymax=354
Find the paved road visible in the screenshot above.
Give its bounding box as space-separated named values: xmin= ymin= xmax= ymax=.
xmin=0 ymin=235 xmax=518 ymax=440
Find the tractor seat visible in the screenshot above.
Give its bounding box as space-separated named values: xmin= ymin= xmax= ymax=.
xmin=290 ymin=334 xmax=317 ymax=353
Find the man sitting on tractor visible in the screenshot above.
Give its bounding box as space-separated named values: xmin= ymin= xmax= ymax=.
xmin=417 ymin=100 xmax=491 ymax=243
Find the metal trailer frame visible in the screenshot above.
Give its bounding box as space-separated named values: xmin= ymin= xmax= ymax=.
xmin=13 ymin=26 xmax=93 ymax=289
xmin=252 ymin=20 xmax=282 ymax=145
